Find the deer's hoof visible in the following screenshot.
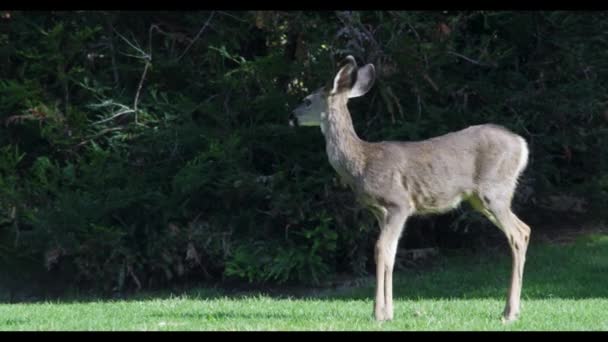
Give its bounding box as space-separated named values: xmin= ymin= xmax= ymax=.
xmin=373 ymin=308 xmax=393 ymax=321
xmin=501 ymin=311 xmax=520 ymax=323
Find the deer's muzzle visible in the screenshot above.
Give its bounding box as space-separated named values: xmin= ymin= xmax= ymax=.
xmin=289 ymin=112 xmax=299 ymax=127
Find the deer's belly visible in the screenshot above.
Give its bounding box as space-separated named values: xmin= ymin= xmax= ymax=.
xmin=411 ymin=190 xmax=473 ymax=215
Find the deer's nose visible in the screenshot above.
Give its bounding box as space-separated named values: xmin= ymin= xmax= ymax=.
xmin=288 ymin=112 xmax=299 ymax=127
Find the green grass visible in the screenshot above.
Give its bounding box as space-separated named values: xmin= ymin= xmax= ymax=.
xmin=1 ymin=233 xmax=608 ymax=331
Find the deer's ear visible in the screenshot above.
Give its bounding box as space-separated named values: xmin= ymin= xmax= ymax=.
xmin=331 ymin=55 xmax=357 ymax=95
xmin=331 ymin=56 xmax=376 ymax=98
xmin=349 ymin=64 xmax=375 ymax=98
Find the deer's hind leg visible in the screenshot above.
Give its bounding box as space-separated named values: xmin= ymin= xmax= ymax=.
xmin=468 ymin=192 xmax=530 ymax=322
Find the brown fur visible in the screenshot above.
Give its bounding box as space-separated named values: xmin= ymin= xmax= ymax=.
xmin=292 ymin=56 xmax=531 ymax=322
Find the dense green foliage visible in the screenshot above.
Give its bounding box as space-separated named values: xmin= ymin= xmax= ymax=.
xmin=1 ymin=11 xmax=607 ymax=295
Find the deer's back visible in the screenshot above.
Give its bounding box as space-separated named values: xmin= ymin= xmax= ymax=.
xmin=357 ymin=124 xmax=528 ymax=214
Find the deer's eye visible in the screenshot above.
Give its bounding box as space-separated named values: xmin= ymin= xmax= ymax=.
xmin=304 ymin=99 xmax=312 ymax=107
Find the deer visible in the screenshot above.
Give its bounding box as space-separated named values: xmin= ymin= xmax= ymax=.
xmin=289 ymin=55 xmax=531 ymax=322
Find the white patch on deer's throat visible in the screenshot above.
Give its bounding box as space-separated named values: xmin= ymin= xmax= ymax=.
xmin=319 ymin=112 xmax=328 ymax=135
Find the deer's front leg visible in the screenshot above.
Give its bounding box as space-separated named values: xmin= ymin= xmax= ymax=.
xmin=374 ymin=241 xmax=386 ymax=320
xmin=373 ymin=204 xmax=409 ymax=321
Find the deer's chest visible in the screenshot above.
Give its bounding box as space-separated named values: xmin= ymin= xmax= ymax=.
xmin=326 ymin=146 xmax=359 ymax=183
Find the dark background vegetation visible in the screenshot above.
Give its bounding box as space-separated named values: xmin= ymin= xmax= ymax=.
xmin=1 ymin=11 xmax=607 ymax=299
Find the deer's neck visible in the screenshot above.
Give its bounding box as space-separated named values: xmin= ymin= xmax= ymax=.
xmin=322 ymin=99 xmax=367 ymax=181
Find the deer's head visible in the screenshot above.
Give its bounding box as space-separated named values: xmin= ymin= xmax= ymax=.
xmin=290 ymin=55 xmax=376 ymax=128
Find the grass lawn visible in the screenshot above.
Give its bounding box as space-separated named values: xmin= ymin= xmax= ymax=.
xmin=1 ymin=232 xmax=607 ymax=331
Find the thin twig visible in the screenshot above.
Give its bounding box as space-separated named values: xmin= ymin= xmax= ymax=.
xmin=386 ymin=86 xmax=404 ymax=120
xmin=217 ymin=11 xmax=247 ymax=23
xmin=11 ymin=206 xmax=19 ymax=248
xmin=107 ymin=28 xmax=152 ymax=125
xmin=93 ymin=108 xmax=135 ymax=125
xmin=119 ymin=52 xmax=148 ymax=59
xmin=114 ymin=30 xmax=149 ymax=59
xmin=170 ymin=129 xmax=179 ymax=159
xmin=128 ymin=266 xmax=142 ymax=291
xmin=416 ymin=92 xmax=422 ymax=120
xmin=448 ymin=51 xmax=496 ymax=67
xmin=106 ymin=15 xmax=120 ymax=88
xmin=406 ymin=22 xmax=421 ymax=42
xmin=224 ymin=90 xmax=232 ymax=118
xmin=177 ymin=11 xmax=215 ymax=62
xmin=422 ymin=73 xmax=439 ymax=92
xmin=518 ymin=121 xmax=542 ymax=138
xmin=63 ymin=70 xmax=70 ymax=115
xmin=406 ymin=22 xmax=429 ymax=69
xmin=133 ymin=61 xmax=150 ymax=124
xmin=148 ymin=24 xmax=156 ymax=60
xmin=77 ymin=126 xmax=126 ymax=147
